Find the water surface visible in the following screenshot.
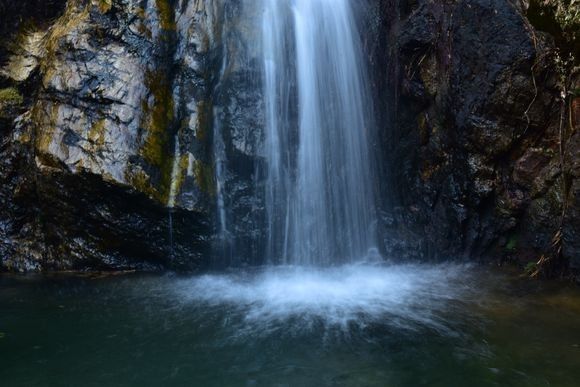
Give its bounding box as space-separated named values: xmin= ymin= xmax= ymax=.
xmin=1 ymin=264 xmax=579 ymax=386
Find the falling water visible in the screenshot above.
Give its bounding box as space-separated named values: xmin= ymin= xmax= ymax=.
xmin=261 ymin=0 xmax=378 ymax=265
xmin=167 ymin=135 xmax=181 ymax=210
xmin=213 ymin=25 xmax=233 ymax=263
xmin=167 ymin=134 xmax=181 ymax=257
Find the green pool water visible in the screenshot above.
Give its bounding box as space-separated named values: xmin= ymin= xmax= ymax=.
xmin=1 ymin=264 xmax=579 ymax=387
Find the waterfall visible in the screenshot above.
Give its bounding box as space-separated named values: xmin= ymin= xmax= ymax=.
xmin=261 ymin=0 xmax=378 ymax=265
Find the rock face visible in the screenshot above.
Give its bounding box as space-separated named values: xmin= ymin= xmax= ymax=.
xmin=0 ymin=0 xmax=578 ymax=275
xmin=375 ymin=0 xmax=579 ymax=275
xmin=0 ymin=0 xmax=225 ymax=271
xmin=1 ymin=0 xmax=269 ymax=271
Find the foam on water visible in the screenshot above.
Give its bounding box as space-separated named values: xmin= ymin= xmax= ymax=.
xmin=174 ymin=263 xmax=476 ymax=336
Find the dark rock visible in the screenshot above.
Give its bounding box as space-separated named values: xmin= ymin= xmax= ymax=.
xmin=376 ymin=0 xmax=579 ymax=276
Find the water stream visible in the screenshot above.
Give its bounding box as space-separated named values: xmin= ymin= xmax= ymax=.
xmin=260 ymin=0 xmax=378 ymax=265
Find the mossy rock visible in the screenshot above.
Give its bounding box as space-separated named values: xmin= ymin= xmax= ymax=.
xmin=194 ymin=160 xmax=216 ymax=196
xmin=528 ymin=0 xmax=580 ymax=61
xmin=96 ymin=0 xmax=112 ymax=13
xmin=0 ymin=87 xmax=24 ymax=119
xmin=32 ymin=102 xmax=59 ymax=152
xmin=195 ymin=100 xmax=213 ymax=142
xmin=0 ymin=88 xmax=23 ymax=105
xmin=88 ymin=118 xmax=106 ymax=148
xmin=137 ymin=70 xmax=175 ymax=203
xmin=155 ymin=0 xmax=176 ymax=31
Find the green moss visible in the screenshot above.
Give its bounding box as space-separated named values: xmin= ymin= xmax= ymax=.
xmin=0 ymin=87 xmax=23 ymax=118
xmin=141 ymin=70 xmax=173 ymax=167
xmin=180 ymin=154 xmax=189 ymax=171
xmin=167 ymin=154 xmax=190 ymax=205
xmin=194 ymin=160 xmax=216 ymax=196
xmin=137 ymin=69 xmax=176 ymax=202
xmin=155 ymin=0 xmax=176 ymax=31
xmin=528 ymin=0 xmax=580 ymax=61
xmin=524 ymin=261 xmax=538 ymax=275
xmin=506 ymin=235 xmax=518 ymax=251
xmin=0 ymin=88 xmax=23 ymax=105
xmin=175 ymin=154 xmax=189 ymax=190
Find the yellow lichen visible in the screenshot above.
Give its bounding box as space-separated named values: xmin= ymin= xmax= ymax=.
xmin=92 ymin=0 xmax=112 ymax=13
xmin=0 ymin=88 xmax=22 ymax=103
xmin=194 ymin=160 xmax=216 ymax=196
xmin=88 ymin=118 xmax=106 ymax=148
xmin=137 ymin=69 xmax=176 ymax=202
xmin=129 ymin=169 xmax=160 ymax=200
xmin=141 ymin=70 xmax=174 ymax=165
xmin=33 ymin=102 xmax=60 ymax=153
xmin=155 ymin=0 xmax=176 ymax=31
xmin=41 ymin=3 xmax=90 ymax=86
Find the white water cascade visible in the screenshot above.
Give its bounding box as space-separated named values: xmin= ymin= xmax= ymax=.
xmin=261 ymin=0 xmax=378 ymax=265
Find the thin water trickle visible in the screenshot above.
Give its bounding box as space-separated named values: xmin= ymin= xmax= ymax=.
xmin=261 ymin=0 xmax=378 ymax=265
xmin=167 ymin=135 xmax=181 ymax=257
xmin=167 ymin=135 xmax=181 ymax=209
xmin=213 ymin=40 xmax=234 ymax=262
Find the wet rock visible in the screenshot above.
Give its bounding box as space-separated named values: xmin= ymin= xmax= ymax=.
xmin=1 ymin=0 xmax=578 ymax=275
xmin=0 ymin=0 xmax=272 ymax=271
xmin=376 ymin=0 xmax=579 ymax=276
xmin=0 ymin=0 xmax=225 ymax=271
